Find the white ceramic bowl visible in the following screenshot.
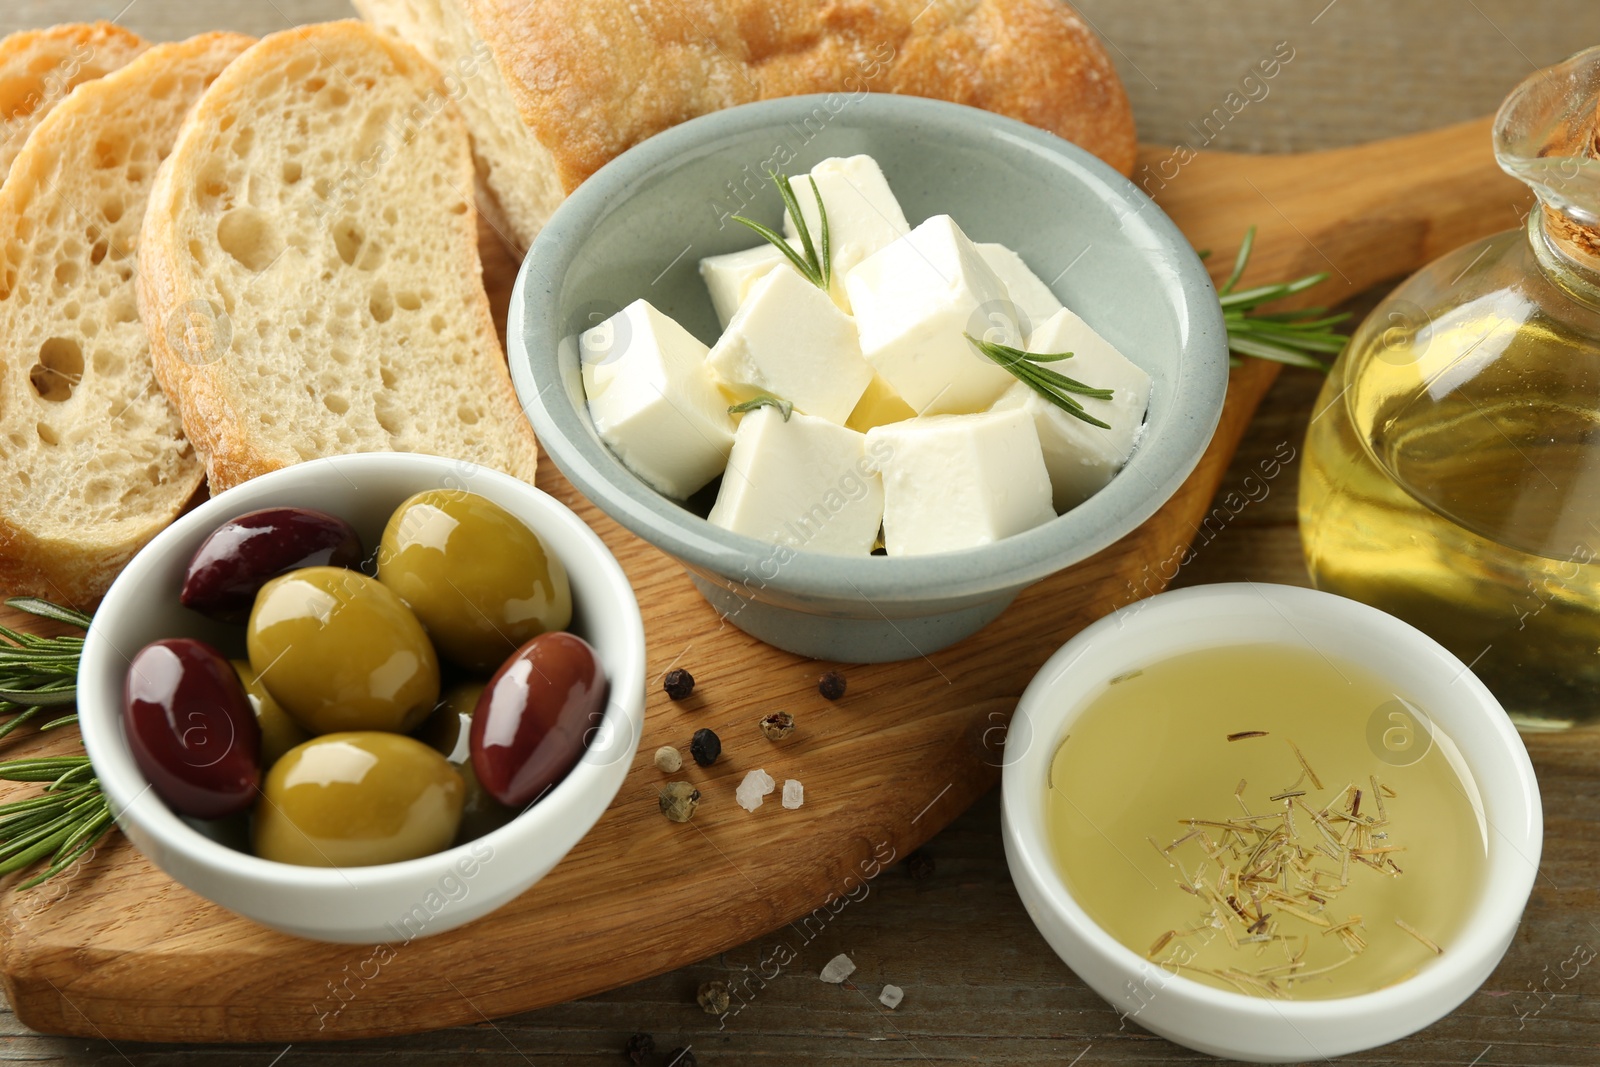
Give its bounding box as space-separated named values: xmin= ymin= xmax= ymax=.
xmin=1001 ymin=583 xmax=1543 ymax=1063
xmin=78 ymin=453 xmax=646 ymax=943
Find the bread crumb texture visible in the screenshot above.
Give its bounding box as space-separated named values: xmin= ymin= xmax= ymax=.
xmin=139 ymin=20 xmax=538 ymax=494
xmin=0 ymin=33 xmax=251 ymax=606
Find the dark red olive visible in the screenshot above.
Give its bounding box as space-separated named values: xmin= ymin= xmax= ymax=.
xmin=180 ymin=507 xmax=363 ymax=621
xmin=470 ymin=632 xmax=607 ymax=808
xmin=125 ymin=638 xmax=262 ymax=819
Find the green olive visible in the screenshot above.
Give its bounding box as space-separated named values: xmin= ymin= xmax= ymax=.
xmin=416 ymin=680 xmax=516 ymax=843
xmin=253 ymin=732 xmax=465 ymax=867
xmin=232 ymin=658 xmax=311 ymax=768
xmin=378 ymin=490 xmax=572 ymax=671
xmin=247 ymin=566 xmax=440 ymax=735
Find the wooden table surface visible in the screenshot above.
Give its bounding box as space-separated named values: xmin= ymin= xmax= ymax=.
xmin=4 ymin=1 xmax=1598 ymax=1063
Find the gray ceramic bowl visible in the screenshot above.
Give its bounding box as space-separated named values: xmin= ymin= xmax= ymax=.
xmin=509 ymin=94 xmax=1227 ymax=662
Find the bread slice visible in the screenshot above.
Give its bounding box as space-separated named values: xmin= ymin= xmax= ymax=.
xmin=0 ymin=33 xmax=252 ymax=608
xmin=139 ymin=20 xmax=539 ymax=493
xmin=0 ymin=21 xmax=149 ymax=183
xmin=354 ymin=0 xmax=1136 ymax=251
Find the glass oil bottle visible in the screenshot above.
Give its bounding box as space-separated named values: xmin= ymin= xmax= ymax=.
xmin=1300 ymin=47 xmax=1600 ymax=730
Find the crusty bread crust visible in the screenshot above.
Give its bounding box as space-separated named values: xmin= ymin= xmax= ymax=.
xmin=360 ymin=0 xmax=1134 ymax=248
xmin=0 ymin=32 xmax=251 ymax=609
xmin=0 ymin=21 xmax=149 ymax=182
xmin=139 ymin=21 xmax=539 ymax=494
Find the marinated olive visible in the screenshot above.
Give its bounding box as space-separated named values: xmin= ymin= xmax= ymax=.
xmin=125 ymin=639 xmax=261 ymax=819
xmin=417 ymin=681 xmax=515 ymax=843
xmin=182 ymin=507 xmax=363 ymax=622
xmin=378 ymin=491 xmax=572 ymax=671
xmin=232 ymin=659 xmax=311 ymax=768
xmin=248 ymin=566 xmax=439 ymax=735
xmin=471 ymin=632 xmax=607 ymax=808
xmin=253 ymin=732 xmax=464 ymax=867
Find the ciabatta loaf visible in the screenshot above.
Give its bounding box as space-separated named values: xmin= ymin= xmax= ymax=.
xmin=354 ymin=0 xmax=1137 ymax=251
xmin=0 ymin=33 xmax=252 ymax=607
xmin=0 ymin=21 xmax=149 ymax=182
xmin=139 ymin=20 xmax=539 ymax=493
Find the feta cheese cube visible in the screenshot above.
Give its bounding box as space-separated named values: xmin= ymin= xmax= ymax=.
xmin=706 ymin=265 xmax=873 ymax=426
xmin=845 ymin=215 xmax=1020 ymax=417
xmin=845 ymin=374 xmax=916 ymax=433
xmin=977 ymin=243 xmax=1064 ymax=339
xmin=784 ymin=155 xmax=910 ymax=305
xmin=700 ymin=244 xmax=787 ymax=329
xmin=991 ymin=308 xmax=1153 ymax=511
xmin=867 ymin=408 xmax=1054 ymax=556
xmin=707 ymin=407 xmax=884 ymax=556
xmin=580 ymin=299 xmax=734 ymax=500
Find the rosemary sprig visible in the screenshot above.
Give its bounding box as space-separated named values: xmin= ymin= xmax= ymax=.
xmin=964 ymin=334 xmax=1115 ymax=429
xmin=728 ymin=395 xmax=794 ymax=421
xmin=0 ymin=597 xmax=111 ymax=887
xmin=1205 ymin=227 xmax=1349 ymax=370
xmin=731 ymin=170 xmax=832 ymax=291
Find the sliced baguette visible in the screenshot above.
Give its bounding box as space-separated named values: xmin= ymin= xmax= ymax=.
xmin=0 ymin=21 xmax=149 ymax=183
xmin=139 ymin=20 xmax=539 ymax=494
xmin=0 ymin=33 xmax=252 ymax=608
xmin=355 ymin=0 xmax=1136 ymax=251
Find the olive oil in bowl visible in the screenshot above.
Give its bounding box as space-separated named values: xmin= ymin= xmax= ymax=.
xmin=1046 ymin=643 xmax=1487 ymax=1000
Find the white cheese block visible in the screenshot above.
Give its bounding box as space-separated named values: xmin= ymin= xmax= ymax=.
xmin=700 ymin=244 xmax=788 ymax=329
xmin=845 ymin=214 xmax=1021 ymax=417
xmin=991 ymin=307 xmax=1153 ymax=512
xmin=706 ymin=265 xmax=873 ymax=425
xmin=580 ymin=299 xmax=735 ymax=500
xmin=867 ymin=408 xmax=1054 ymax=556
xmin=977 ymin=243 xmax=1065 ymax=340
xmin=784 ymin=155 xmax=910 ymax=310
xmin=708 ymin=406 xmax=884 ymax=556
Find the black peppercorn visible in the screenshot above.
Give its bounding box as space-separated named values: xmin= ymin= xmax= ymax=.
xmin=905 ymin=849 xmax=935 ymax=880
xmin=690 ymin=728 xmax=721 ymax=767
xmin=623 ymin=1032 xmax=654 ymax=1064
xmin=818 ymin=670 xmax=846 ymax=700
xmin=663 ymin=668 xmax=696 ymax=700
xmin=666 ymin=1048 xmax=698 ymax=1067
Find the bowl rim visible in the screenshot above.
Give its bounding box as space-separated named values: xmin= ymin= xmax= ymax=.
xmin=509 ymin=92 xmax=1229 ymax=604
xmin=77 ymin=452 xmax=647 ymax=893
xmin=1001 ymin=582 xmax=1544 ymax=1027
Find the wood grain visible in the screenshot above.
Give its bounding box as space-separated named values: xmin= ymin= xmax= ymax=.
xmin=0 ymin=119 xmax=1529 ymax=1043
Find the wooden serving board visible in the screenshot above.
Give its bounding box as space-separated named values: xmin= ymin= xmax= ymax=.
xmin=0 ymin=119 xmax=1526 ymax=1041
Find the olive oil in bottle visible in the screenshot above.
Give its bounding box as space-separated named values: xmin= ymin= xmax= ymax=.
xmin=1299 ymin=49 xmax=1600 ymax=729
xmin=1046 ymin=643 xmax=1487 ymax=1000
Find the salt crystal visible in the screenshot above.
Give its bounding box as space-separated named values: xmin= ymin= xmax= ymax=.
xmin=819 ymin=953 xmax=855 ymax=984
xmin=879 ymin=984 xmax=904 ymax=1009
xmin=782 ymin=779 xmax=804 ymax=809
xmin=736 ymin=768 xmax=776 ymax=812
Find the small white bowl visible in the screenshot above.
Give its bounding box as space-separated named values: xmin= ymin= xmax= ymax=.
xmin=78 ymin=453 xmax=646 ymax=943
xmin=1001 ymin=583 xmax=1542 ymax=1062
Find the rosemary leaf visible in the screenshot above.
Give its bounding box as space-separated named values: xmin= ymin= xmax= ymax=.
xmin=1207 ymin=227 xmax=1350 ymax=371
xmin=964 ymin=333 xmax=1116 ymax=428
xmin=730 ymin=169 xmax=833 ymax=292
xmin=730 ymin=214 xmax=820 ymax=286
xmin=5 ymin=598 xmax=92 ymax=631
xmin=728 ymin=395 xmax=795 ymax=421
xmin=0 ymin=686 xmax=76 ymax=706
xmin=1026 ymin=363 xmax=1116 ymax=400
